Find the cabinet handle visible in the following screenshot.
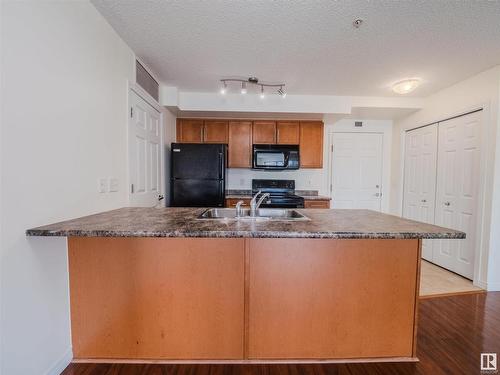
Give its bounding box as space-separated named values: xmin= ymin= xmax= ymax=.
xmin=277 ymin=128 xmax=280 ymax=141
xmin=200 ymin=126 xmax=204 ymax=141
xmin=421 ymin=199 xmax=427 ymax=203
xmin=444 ymin=201 xmax=451 ymax=206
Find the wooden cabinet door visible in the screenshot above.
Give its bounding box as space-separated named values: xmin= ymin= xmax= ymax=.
xmin=304 ymin=200 xmax=330 ymax=209
xmin=69 ymin=237 xmax=245 ymax=359
xmin=252 ymin=121 xmax=276 ymax=144
xmin=204 ymin=120 xmax=228 ymax=143
xmin=248 ymin=238 xmax=418 ymax=359
xmin=228 ymin=121 xmax=252 ymax=167
xmin=300 ymin=121 xmax=324 ymax=168
xmin=176 ymin=119 xmax=204 ymax=143
xmin=277 ymin=121 xmax=299 ymax=144
xmin=226 ymin=198 xmax=251 ymax=207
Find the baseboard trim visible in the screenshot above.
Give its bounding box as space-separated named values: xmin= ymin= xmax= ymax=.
xmin=419 ymin=290 xmax=486 ymax=299
xmin=475 ymin=280 xmax=500 ymax=291
xmin=72 ymin=356 xmax=419 ymax=364
xmin=44 ymin=347 xmax=73 ymax=375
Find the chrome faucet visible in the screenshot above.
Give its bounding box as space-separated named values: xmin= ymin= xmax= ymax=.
xmin=250 ymin=190 xmax=270 ymax=217
xmin=235 ymin=200 xmax=245 ymax=217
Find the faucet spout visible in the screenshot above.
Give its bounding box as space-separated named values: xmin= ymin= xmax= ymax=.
xmin=250 ymin=190 xmax=270 ymax=217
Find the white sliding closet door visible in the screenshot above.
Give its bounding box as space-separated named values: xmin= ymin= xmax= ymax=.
xmin=403 ymin=124 xmax=438 ymax=261
xmin=434 ymin=111 xmax=482 ymax=279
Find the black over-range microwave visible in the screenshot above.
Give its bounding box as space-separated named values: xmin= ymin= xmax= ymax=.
xmin=252 ymin=144 xmax=300 ymax=170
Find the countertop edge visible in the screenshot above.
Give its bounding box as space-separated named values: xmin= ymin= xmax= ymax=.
xmin=25 ymin=229 xmax=466 ymax=240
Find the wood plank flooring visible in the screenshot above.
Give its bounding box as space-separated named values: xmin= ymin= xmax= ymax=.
xmin=419 ymin=260 xmax=484 ymax=297
xmin=61 ymin=292 xmax=500 ymax=375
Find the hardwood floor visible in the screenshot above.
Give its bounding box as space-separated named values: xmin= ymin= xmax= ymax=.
xmin=62 ymin=292 xmax=500 ymax=375
xmin=419 ymin=260 xmax=484 ymax=297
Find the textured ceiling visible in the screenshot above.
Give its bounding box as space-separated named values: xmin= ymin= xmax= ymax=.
xmin=91 ymin=0 xmax=500 ymax=97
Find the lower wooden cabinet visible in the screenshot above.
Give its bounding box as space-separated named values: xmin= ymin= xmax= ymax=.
xmin=69 ymin=237 xmax=245 ymax=359
xmin=247 ymin=239 xmax=418 ymax=359
xmin=226 ymin=198 xmax=251 ymax=207
xmin=304 ymin=200 xmax=330 ymax=209
xmin=68 ymin=237 xmax=420 ymax=361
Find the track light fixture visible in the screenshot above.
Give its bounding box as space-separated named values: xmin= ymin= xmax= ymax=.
xmin=219 ymin=81 xmax=227 ymax=95
xmin=219 ymin=77 xmax=286 ymax=98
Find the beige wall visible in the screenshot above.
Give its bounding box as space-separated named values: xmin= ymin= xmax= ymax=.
xmin=390 ymin=66 xmax=500 ymax=291
xmin=0 ymin=1 xmax=164 ymax=374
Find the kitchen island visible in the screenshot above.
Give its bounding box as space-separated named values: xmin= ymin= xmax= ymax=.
xmin=27 ymin=207 xmax=464 ymax=363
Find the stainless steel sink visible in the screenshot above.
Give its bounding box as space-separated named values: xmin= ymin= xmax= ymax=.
xmin=198 ymin=208 xmax=310 ymax=221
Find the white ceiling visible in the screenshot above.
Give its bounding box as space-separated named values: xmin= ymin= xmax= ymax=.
xmin=92 ymin=0 xmax=500 ymax=97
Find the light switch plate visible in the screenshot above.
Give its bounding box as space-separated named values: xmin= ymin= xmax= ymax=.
xmin=109 ymin=177 xmax=119 ymax=192
xmin=98 ymin=178 xmax=107 ymax=193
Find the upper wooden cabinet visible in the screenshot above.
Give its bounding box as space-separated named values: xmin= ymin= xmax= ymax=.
xmin=204 ymin=120 xmax=228 ymax=143
xmin=300 ymin=121 xmax=324 ymax=168
xmin=176 ymin=119 xmax=204 ymax=143
xmin=276 ymin=121 xmax=300 ymax=144
xmin=252 ymin=121 xmax=276 ymax=144
xmin=228 ymin=121 xmax=252 ymax=168
xmin=177 ymin=118 xmax=324 ymax=170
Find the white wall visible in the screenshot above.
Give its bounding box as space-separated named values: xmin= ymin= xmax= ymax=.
xmin=1 ymin=2 xmax=137 ymax=374
xmin=390 ymin=65 xmax=500 ymax=291
xmin=228 ymin=119 xmax=393 ymax=212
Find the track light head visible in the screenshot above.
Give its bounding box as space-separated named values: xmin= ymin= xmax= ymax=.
xmin=260 ymin=85 xmax=265 ymax=99
xmin=277 ymin=87 xmax=287 ymax=98
xmin=241 ymin=82 xmax=247 ymax=94
xmin=219 ymin=81 xmax=227 ymax=95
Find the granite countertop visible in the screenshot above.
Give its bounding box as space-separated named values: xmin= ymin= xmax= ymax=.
xmin=26 ymin=207 xmax=465 ymax=239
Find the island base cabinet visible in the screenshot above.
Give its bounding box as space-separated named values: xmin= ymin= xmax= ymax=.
xmin=68 ymin=237 xmax=420 ymax=362
xmin=248 ymin=238 xmax=420 ymax=359
xmin=68 ymin=237 xmax=245 ymax=360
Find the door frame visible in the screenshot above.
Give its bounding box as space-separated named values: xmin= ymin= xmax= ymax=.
xmin=327 ymin=122 xmax=392 ymax=213
xmin=127 ymin=82 xmax=165 ymax=206
xmin=399 ymin=107 xmax=488 ymax=288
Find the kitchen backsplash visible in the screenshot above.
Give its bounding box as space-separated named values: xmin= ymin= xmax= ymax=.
xmin=227 ymin=168 xmax=328 ymax=195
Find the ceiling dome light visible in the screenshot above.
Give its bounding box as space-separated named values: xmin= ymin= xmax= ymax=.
xmin=392 ymin=79 xmax=421 ymax=94
xmin=260 ymin=85 xmax=265 ymax=99
xmin=219 ymin=81 xmax=227 ymax=95
xmin=241 ymin=82 xmax=247 ymax=94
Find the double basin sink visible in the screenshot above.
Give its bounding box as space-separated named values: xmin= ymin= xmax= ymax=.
xmin=199 ymin=208 xmax=310 ymax=221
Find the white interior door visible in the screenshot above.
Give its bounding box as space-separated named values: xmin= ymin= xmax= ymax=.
xmin=128 ymin=90 xmax=162 ymax=207
xmin=402 ymin=124 xmax=438 ymax=261
xmin=331 ymin=132 xmax=383 ymax=211
xmin=434 ymin=111 xmax=481 ymax=279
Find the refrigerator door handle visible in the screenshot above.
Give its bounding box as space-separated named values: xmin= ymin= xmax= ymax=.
xmin=218 ymin=180 xmax=224 ymax=207
xmin=219 ymin=152 xmax=224 ymax=179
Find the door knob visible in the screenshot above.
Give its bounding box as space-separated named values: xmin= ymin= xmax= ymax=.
xmin=444 ymin=201 xmax=451 ymax=206
xmin=421 ymin=199 xmax=427 ymax=203
xmin=374 ymin=193 xmax=381 ymax=197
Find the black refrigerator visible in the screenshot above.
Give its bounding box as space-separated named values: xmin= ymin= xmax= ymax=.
xmin=170 ymin=143 xmax=227 ymax=207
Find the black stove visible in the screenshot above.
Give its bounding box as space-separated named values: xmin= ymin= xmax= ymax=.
xmin=251 ymin=179 xmax=304 ymax=208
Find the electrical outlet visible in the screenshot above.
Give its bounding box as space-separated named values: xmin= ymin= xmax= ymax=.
xmin=98 ymin=178 xmax=107 ymax=193
xmin=109 ymin=177 xmax=119 ymax=192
